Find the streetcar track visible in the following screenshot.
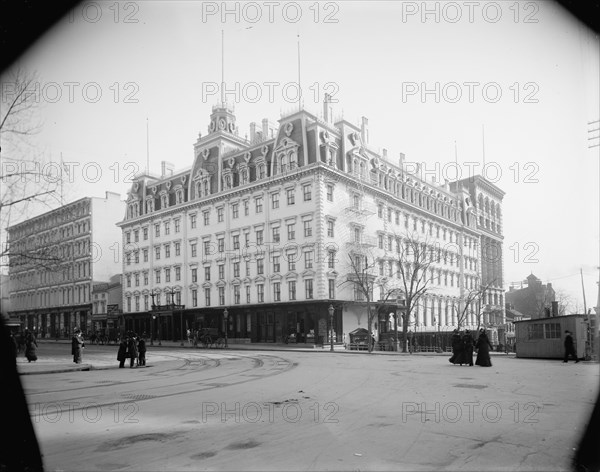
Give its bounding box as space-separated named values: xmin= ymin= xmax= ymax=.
xmin=26 ymin=353 xmax=297 ymax=415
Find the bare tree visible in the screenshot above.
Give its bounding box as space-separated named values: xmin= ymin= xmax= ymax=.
xmin=341 ymin=252 xmax=396 ymax=353
xmin=392 ymin=233 xmax=435 ymax=353
xmin=1 ymin=67 xmax=63 ymax=270
xmin=555 ymin=289 xmax=573 ymax=316
xmin=474 ymin=281 xmax=498 ymax=332
xmin=451 ymin=279 xmax=496 ymax=331
xmin=0 ymin=67 xmax=42 ymax=145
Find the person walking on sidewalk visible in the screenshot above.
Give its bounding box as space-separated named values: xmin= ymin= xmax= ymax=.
xmin=24 ymin=329 xmax=38 ymax=363
xmin=72 ymin=327 xmax=85 ymax=364
xmin=462 ymin=330 xmax=475 ymax=366
xmin=117 ymin=336 xmax=128 ymax=368
xmin=127 ymin=332 xmax=139 ymax=368
xmin=137 ymin=336 xmax=146 ymax=366
xmin=563 ymin=330 xmax=579 ymax=363
xmin=449 ymin=329 xmax=464 ymax=365
xmin=475 ymin=328 xmax=493 ymax=367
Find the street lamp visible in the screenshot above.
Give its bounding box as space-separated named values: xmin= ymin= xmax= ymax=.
xmin=162 ymin=288 xmax=184 ymax=346
xmin=151 ymin=315 xmax=156 ymax=346
xmin=158 ymin=313 xmax=162 ymax=346
xmin=328 ymin=304 xmax=335 ymax=352
xmin=150 ymin=291 xmax=157 ymax=346
xmin=391 ymin=311 xmax=398 ymax=352
xmin=153 ymin=290 xmax=162 ymax=346
xmin=223 ymin=308 xmax=229 ymax=348
xmin=438 ymin=318 xmax=442 ymax=352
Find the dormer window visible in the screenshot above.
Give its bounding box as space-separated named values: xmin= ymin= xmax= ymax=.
xmin=240 ymin=168 xmax=249 ymax=185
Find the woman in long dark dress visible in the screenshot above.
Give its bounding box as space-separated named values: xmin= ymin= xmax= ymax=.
xmin=475 ymin=329 xmax=493 ymax=367
xmin=449 ymin=329 xmax=465 ymax=365
xmin=24 ymin=330 xmax=38 ymax=362
xmin=462 ymin=330 xmax=475 ymax=366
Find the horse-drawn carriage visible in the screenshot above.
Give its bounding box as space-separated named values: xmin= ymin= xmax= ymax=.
xmin=198 ymin=328 xmax=227 ymax=349
xmin=90 ymin=328 xmax=119 ymax=345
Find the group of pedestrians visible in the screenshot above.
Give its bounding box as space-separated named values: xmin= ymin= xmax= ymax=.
xmin=117 ymin=331 xmax=146 ymax=368
xmin=449 ymin=328 xmax=493 ymax=367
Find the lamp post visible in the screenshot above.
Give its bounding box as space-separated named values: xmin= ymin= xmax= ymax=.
xmin=328 ymin=304 xmax=335 ymax=352
xmin=223 ymin=308 xmax=229 ymax=348
xmin=163 ymin=288 xmax=184 ymax=347
xmin=154 ymin=290 xmax=162 ymax=346
xmin=150 ymin=291 xmax=157 ymax=346
xmin=157 ymin=313 xmax=162 ymax=346
xmin=392 ymin=311 xmax=398 ymax=352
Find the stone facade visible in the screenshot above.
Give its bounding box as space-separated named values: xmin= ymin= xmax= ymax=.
xmin=8 ymin=192 xmax=125 ymax=337
xmin=119 ymin=100 xmax=506 ymax=348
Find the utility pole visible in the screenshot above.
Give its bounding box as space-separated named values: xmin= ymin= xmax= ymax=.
xmin=581 ymin=268 xmax=592 ymax=360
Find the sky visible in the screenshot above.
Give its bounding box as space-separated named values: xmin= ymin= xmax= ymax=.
xmin=1 ymin=0 xmax=599 ymax=311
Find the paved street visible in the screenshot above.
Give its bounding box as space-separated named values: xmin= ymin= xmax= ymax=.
xmin=17 ymin=342 xmax=598 ymax=471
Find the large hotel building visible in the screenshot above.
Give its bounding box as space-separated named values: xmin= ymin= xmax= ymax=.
xmin=119 ymin=99 xmax=506 ymax=348
xmin=8 ymin=192 xmax=125 ymax=336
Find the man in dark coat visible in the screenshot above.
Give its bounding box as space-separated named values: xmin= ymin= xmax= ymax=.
xmin=563 ymin=330 xmax=579 ymax=363
xmin=475 ymin=328 xmax=493 ymax=367
xmin=71 ymin=328 xmax=85 ymax=364
xmin=449 ymin=329 xmax=464 ymax=364
xmin=117 ymin=336 xmax=128 ymax=368
xmin=462 ymin=330 xmax=474 ymax=366
xmin=127 ymin=332 xmax=139 ymax=368
xmin=137 ymin=336 xmax=147 ymax=366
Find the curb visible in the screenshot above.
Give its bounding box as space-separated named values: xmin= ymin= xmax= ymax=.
xmin=18 ymin=363 xmax=98 ymax=375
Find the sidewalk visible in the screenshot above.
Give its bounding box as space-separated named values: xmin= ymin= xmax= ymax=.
xmin=17 ymin=338 xmax=516 ymax=375
xmin=34 ymin=337 xmax=518 ymax=355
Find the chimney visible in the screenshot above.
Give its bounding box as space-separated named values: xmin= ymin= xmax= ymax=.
xmin=161 ymin=161 xmax=174 ymax=178
xmin=382 ymin=148 xmax=387 ymax=159
xmin=323 ymin=93 xmax=333 ymax=123
xmin=551 ymin=301 xmax=559 ymax=317
xmin=361 ymin=116 xmax=369 ymax=144
xmin=399 ymin=152 xmax=405 ymax=168
xmin=250 ymin=122 xmax=257 ymax=142
xmin=262 ymin=118 xmax=269 ymax=141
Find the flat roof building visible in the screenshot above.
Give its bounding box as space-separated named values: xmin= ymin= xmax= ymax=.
xmin=8 ymin=192 xmax=125 ymax=337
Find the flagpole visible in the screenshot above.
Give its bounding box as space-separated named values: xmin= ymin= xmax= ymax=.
xmin=221 ymin=29 xmax=225 ymax=107
xmin=482 ymin=124 xmax=486 ymax=168
xmin=454 ymin=140 xmax=458 ymax=165
xmin=146 ymin=118 xmax=150 ymax=175
xmin=60 ymin=152 xmax=64 ymax=204
xmin=297 ymin=32 xmax=302 ymax=112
